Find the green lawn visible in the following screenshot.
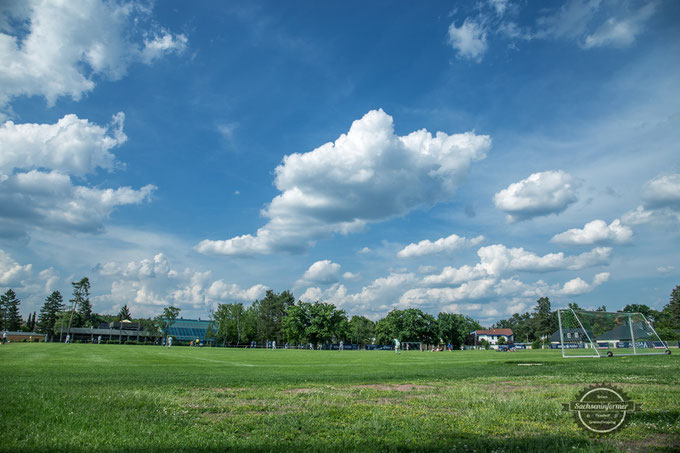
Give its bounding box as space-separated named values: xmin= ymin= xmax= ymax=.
xmin=1 ymin=344 xmax=678 ymax=452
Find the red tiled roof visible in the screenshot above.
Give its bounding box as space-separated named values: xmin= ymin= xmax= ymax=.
xmin=474 ymin=329 xmax=513 ymax=336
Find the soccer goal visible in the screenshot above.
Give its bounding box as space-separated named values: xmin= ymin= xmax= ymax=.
xmin=556 ymin=309 xmax=671 ymax=358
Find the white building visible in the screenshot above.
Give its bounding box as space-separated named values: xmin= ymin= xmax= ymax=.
xmin=471 ymin=329 xmax=514 ymax=349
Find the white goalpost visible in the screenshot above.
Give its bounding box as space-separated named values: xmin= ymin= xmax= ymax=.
xmin=556 ymin=309 xmax=671 ymax=358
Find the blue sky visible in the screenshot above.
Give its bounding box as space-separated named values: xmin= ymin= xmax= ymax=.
xmin=1 ymin=0 xmax=679 ymax=325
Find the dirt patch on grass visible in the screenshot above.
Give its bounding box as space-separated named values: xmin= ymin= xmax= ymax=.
xmin=614 ymin=433 xmax=680 ymax=452
xmin=353 ymin=384 xmax=434 ymax=392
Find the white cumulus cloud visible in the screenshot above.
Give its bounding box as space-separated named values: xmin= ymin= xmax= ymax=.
xmin=424 ymin=244 xmax=611 ymax=285
xmin=206 ymin=281 xmax=268 ymax=303
xmin=399 ymin=279 xmax=496 ymax=308
xmin=643 ymin=173 xmax=680 ymax=210
xmin=0 ymin=249 xmax=32 ymax=286
xmin=298 ymin=260 xmax=342 ymax=286
xmin=397 ymin=233 xmax=484 ymax=258
xmin=196 ymin=109 xmax=491 ymax=256
xmin=448 ymin=18 xmax=488 ymax=62
xmin=424 ymin=264 xmax=488 ymax=286
xmin=98 ymin=253 xmax=172 ymax=279
xmin=493 ymin=170 xmax=579 ymax=222
xmin=477 ymin=244 xmax=610 ymax=274
xmin=559 ymin=272 xmax=609 ymax=295
xmin=551 ymin=219 xmax=632 ymax=245
xmin=139 ymin=31 xmax=188 ymax=64
xmin=0 ymin=170 xmax=155 ymax=235
xmin=622 ymin=173 xmax=680 ymax=226
xmin=0 ymin=113 xmax=126 ymax=176
xmin=96 ymin=254 xmax=269 ymax=316
xmin=0 ymin=112 xmax=156 ymax=239
xmin=0 ymin=0 xmax=187 ymax=109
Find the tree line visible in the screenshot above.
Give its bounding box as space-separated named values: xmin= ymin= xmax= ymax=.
xmin=493 ymin=285 xmax=680 ymax=344
xmin=0 ymin=277 xmax=158 ymax=340
xmin=210 ymin=290 xmax=482 ymax=348
xmin=2 ymin=278 xmax=679 ymax=345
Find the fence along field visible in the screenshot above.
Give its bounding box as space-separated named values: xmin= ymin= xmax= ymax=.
xmin=1 ymin=343 xmax=678 ymax=452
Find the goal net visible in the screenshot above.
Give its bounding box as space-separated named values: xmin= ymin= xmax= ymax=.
xmin=556 ymin=309 xmax=670 ymax=358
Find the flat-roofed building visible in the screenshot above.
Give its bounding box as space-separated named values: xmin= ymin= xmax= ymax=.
xmin=166 ymin=318 xmax=214 ymax=345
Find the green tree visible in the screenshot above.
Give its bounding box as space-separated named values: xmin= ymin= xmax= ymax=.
xmin=622 ymin=304 xmax=652 ymax=317
xmin=438 ymin=312 xmax=482 ymax=348
xmin=567 ymin=302 xmax=581 ymax=311
xmin=155 ymin=306 xmax=181 ymax=340
xmin=70 ymin=277 xmax=92 ymax=328
xmin=664 ymin=285 xmax=680 ymax=328
xmin=282 ymin=301 xmax=310 ymax=345
xmin=0 ymin=293 xmax=4 ymax=330
xmin=254 ymin=290 xmax=295 ymax=343
xmin=306 ymin=302 xmax=348 ymax=345
xmin=117 ymin=304 xmax=132 ymax=321
xmin=348 ymin=315 xmax=375 ymax=346
xmin=494 ymin=312 xmax=534 ymax=342
xmin=375 ymin=309 xmax=437 ymax=344
xmin=54 ymin=310 xmax=71 ymax=341
xmin=214 ymin=303 xmax=248 ymax=345
xmin=241 ymin=305 xmax=258 ymax=343
xmin=532 ymin=297 xmax=557 ymax=340
xmin=1 ymin=289 xmax=22 ymax=331
xmin=655 ymin=326 xmax=680 ymax=341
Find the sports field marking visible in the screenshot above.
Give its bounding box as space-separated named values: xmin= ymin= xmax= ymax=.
xmin=166 ymin=353 xmax=256 ymax=367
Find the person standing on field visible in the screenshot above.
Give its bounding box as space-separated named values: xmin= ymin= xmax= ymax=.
xmin=394 ymin=338 xmax=401 ymax=354
xmin=2 ymin=330 xmax=7 ymax=344
xmin=65 ymin=334 xmax=70 ymax=345
xmin=167 ymin=336 xmax=173 ymax=348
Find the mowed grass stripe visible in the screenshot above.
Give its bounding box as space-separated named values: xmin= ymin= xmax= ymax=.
xmin=1 ymin=343 xmax=678 ymax=452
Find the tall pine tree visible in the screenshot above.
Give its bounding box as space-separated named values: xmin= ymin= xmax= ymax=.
xmin=666 ymin=285 xmax=680 ymax=328
xmin=38 ymin=291 xmax=64 ymax=338
xmin=1 ymin=289 xmax=22 ymax=331
xmin=70 ymin=277 xmax=92 ymax=328
xmin=532 ymin=297 xmax=557 ymax=340
xmin=0 ymin=292 xmax=6 ymax=330
xmin=117 ymin=304 xmax=132 ymax=321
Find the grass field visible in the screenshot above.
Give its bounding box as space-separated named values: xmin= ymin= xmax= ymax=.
xmin=1 ymin=344 xmax=679 ymax=452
